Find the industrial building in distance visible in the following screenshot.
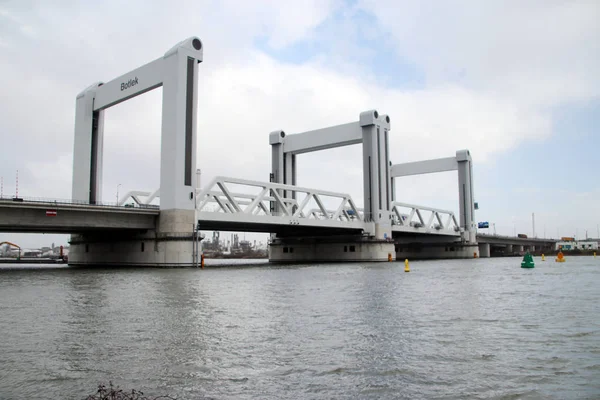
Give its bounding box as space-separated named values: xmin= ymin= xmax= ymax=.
xmin=201 ymin=232 xmax=268 ymax=259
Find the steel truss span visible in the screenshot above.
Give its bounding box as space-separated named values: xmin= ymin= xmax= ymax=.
xmin=391 ymin=202 xmax=460 ymax=236
xmin=195 ymin=176 xmax=366 ymax=234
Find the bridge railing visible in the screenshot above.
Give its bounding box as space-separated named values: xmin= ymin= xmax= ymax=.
xmin=304 ymin=207 xmax=365 ymax=221
xmin=391 ymin=201 xmax=460 ymax=234
xmin=196 ymin=176 xmax=362 ymax=222
xmin=0 ymin=195 xmax=159 ymax=209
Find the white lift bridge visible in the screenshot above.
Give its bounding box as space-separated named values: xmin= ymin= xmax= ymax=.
xmin=63 ymin=35 xmax=478 ymax=265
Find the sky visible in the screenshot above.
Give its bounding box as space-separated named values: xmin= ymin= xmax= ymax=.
xmin=0 ymin=0 xmax=599 ymax=249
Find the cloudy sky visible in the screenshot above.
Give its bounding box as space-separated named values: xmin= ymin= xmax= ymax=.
xmin=1 ymin=0 xmax=599 ymax=249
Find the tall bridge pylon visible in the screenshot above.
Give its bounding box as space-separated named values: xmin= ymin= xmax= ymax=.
xmin=69 ymin=37 xmax=204 ymax=267
xmin=270 ymin=110 xmax=393 ymax=239
xmin=390 ymin=150 xmax=476 ymax=243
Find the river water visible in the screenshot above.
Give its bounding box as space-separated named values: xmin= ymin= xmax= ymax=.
xmin=0 ymin=257 xmax=599 ymax=399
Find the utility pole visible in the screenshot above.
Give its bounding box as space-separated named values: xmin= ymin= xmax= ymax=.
xmin=532 ymin=212 xmax=536 ymax=238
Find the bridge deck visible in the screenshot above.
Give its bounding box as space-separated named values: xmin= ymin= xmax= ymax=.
xmin=0 ymin=200 xmax=158 ymax=233
xmin=197 ymin=211 xmax=365 ymax=236
xmin=476 ymin=233 xmax=556 ymax=246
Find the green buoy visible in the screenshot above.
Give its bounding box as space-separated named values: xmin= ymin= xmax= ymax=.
xmin=521 ymin=252 xmax=535 ymax=268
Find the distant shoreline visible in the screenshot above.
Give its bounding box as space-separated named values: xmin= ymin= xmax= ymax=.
xmin=0 ymin=258 xmax=66 ymax=264
xmin=492 ymin=250 xmax=597 ymax=257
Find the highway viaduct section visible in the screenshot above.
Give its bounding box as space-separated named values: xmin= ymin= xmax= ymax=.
xmin=0 ymin=36 xmax=556 ymax=266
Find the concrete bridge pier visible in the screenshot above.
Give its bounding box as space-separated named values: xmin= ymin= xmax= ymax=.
xmin=478 ymin=243 xmax=491 ymax=258
xmin=395 ymin=242 xmax=479 ymax=260
xmin=269 ymin=235 xmax=395 ymax=263
xmin=69 ymin=210 xmax=200 ymax=267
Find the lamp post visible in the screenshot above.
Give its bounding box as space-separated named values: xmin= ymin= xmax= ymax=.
xmin=116 ymin=183 xmax=122 ymax=206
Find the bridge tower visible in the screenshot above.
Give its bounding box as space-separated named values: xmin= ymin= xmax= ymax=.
xmin=268 ymin=110 xmax=395 ymax=262
xmin=69 ymin=37 xmax=203 ymax=267
xmin=390 ymin=149 xmax=479 ymax=259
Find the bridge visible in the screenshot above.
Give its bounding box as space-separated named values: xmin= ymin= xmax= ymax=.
xmin=0 ymin=198 xmax=157 ymax=233
xmin=0 ymin=36 xmax=556 ymax=266
xmin=476 ymin=234 xmax=555 ymax=257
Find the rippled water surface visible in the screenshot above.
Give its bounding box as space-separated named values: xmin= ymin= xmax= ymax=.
xmin=1 ymin=257 xmax=599 ymax=399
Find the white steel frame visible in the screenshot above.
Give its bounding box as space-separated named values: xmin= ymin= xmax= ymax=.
xmin=391 ymin=202 xmax=460 ymax=236
xmin=270 ymin=110 xmax=393 ymax=240
xmin=72 ymin=37 xmax=203 ymax=212
xmin=390 ymin=150 xmax=475 ymax=242
xmin=194 ymin=176 xmax=366 ymax=231
xmin=117 ymin=189 xmax=160 ymax=207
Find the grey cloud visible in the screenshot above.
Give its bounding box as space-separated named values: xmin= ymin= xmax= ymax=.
xmin=358 ymin=0 xmax=600 ymax=107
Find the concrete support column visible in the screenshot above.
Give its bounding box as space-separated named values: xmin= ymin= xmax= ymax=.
xmin=269 ymin=130 xmax=285 ymax=217
xmin=395 ymin=243 xmax=480 ymax=260
xmin=159 ymin=43 xmax=201 ymax=212
xmin=479 ymin=243 xmax=491 ymax=258
xmin=506 ymin=244 xmax=513 ymax=253
xmin=378 ymin=115 xmax=392 ymax=213
xmin=360 ymin=111 xmax=380 ymax=223
xmin=360 ymin=110 xmax=392 ymax=239
xmin=155 ymin=40 xmax=203 ymax=266
xmin=269 ymin=238 xmax=395 ymax=262
xmin=284 ymin=152 xmax=296 ymax=202
xmin=456 ymin=150 xmax=475 ymax=243
xmin=72 ymin=84 xmax=105 ymax=204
